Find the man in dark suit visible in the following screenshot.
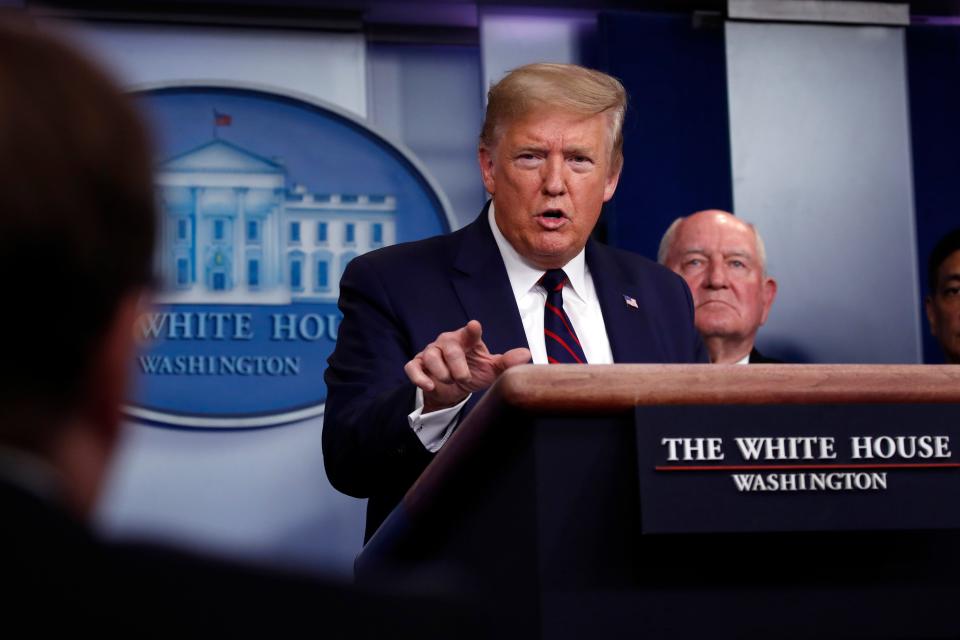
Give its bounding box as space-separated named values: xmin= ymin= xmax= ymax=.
xmin=659 ymin=209 xmax=781 ymax=364
xmin=0 ymin=19 xmax=483 ymax=636
xmin=324 ymin=63 xmax=706 ymax=542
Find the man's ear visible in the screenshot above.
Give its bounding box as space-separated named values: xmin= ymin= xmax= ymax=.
xmin=81 ymin=291 xmax=145 ymax=443
xmin=759 ymin=277 xmax=778 ymax=326
xmin=603 ymin=157 xmax=623 ymax=202
xmin=478 ymin=145 xmax=496 ymax=195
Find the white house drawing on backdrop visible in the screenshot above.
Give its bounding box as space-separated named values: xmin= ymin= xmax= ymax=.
xmin=154 ymin=139 xmax=396 ymax=304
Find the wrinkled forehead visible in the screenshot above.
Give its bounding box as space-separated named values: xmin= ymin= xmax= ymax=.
xmin=677 ymin=215 xmax=759 ymax=256
xmin=493 ymin=105 xmax=616 ymax=149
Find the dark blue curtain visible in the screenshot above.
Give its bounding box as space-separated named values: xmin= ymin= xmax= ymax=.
xmin=907 ymin=25 xmax=960 ymax=363
xmin=597 ymin=11 xmax=733 ymax=261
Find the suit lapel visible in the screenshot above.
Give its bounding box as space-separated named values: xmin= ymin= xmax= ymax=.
xmin=451 ymin=207 xmax=529 ymax=356
xmin=586 ymin=239 xmax=667 ymax=363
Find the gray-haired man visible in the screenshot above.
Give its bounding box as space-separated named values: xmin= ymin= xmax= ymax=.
xmin=660 ymin=209 xmax=779 ymax=364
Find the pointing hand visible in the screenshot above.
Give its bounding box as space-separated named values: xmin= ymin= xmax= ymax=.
xmin=404 ymin=320 xmax=531 ymax=413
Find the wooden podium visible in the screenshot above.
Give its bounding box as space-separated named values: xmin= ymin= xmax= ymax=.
xmin=356 ymin=365 xmax=960 ymax=639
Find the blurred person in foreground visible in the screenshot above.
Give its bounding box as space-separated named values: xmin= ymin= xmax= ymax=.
xmin=0 ymin=18 xmax=482 ymax=637
xmin=659 ymin=209 xmax=779 ymax=364
xmin=926 ymin=228 xmax=960 ymax=364
xmin=324 ymin=63 xmax=706 ymax=543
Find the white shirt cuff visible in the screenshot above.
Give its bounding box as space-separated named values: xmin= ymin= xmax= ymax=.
xmin=407 ymin=388 xmax=471 ymax=453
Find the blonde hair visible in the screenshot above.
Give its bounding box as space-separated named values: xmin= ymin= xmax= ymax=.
xmin=480 ymin=63 xmax=627 ymax=169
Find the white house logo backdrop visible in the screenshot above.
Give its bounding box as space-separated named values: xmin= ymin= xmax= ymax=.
xmin=127 ymin=86 xmax=451 ymax=428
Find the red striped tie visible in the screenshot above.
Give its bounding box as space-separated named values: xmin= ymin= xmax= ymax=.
xmin=540 ymin=269 xmax=587 ymax=364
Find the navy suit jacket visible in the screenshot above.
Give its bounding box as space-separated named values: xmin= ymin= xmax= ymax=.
xmin=749 ymin=347 xmax=783 ymax=364
xmin=323 ymin=209 xmax=706 ymax=541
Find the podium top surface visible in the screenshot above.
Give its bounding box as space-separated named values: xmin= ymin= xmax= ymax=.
xmin=493 ymin=364 xmax=960 ymax=411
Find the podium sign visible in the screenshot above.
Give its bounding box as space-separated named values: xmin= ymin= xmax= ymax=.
xmin=361 ymin=366 xmax=960 ymax=639
xmin=636 ymin=404 xmax=960 ymax=533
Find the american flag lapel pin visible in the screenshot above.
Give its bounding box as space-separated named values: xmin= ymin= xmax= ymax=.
xmin=623 ymin=294 xmax=638 ymax=309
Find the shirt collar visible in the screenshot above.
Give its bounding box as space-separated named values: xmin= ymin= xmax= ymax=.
xmin=487 ymin=202 xmax=588 ymax=303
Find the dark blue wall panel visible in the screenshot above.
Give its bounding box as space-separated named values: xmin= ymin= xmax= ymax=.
xmin=597 ymin=11 xmax=733 ymax=261
xmin=907 ymin=25 xmax=960 ymax=363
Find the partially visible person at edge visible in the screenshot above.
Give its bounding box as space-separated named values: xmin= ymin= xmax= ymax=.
xmin=926 ymin=228 xmax=960 ymax=364
xmin=323 ymin=62 xmax=707 ymax=543
xmin=0 ymin=18 xmax=484 ymax=638
xmin=659 ymin=209 xmax=780 ymax=364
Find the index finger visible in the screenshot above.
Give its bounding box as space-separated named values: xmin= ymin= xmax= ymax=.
xmin=457 ymin=319 xmax=483 ymax=349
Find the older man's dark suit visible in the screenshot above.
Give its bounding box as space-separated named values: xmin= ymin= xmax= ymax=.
xmin=323 ymin=209 xmax=707 ymax=541
xmin=749 ymin=348 xmax=783 ymax=364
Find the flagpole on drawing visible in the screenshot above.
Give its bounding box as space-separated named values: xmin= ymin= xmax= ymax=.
xmin=212 ymin=109 xmax=232 ymax=139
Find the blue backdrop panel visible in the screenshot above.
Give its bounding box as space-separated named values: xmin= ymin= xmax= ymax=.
xmin=597 ymin=12 xmax=734 ymax=261
xmin=131 ymin=87 xmax=450 ymax=426
xmin=906 ymin=25 xmax=960 ymax=364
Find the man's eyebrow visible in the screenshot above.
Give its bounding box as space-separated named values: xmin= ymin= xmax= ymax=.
xmin=942 ymin=273 xmax=960 ymax=284
xmin=723 ymin=250 xmax=753 ymax=260
xmin=563 ymin=145 xmax=596 ymax=156
xmin=514 ymin=144 xmax=546 ymax=154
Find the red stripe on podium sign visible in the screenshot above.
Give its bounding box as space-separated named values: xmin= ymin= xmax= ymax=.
xmin=655 ymin=462 xmax=960 ymax=471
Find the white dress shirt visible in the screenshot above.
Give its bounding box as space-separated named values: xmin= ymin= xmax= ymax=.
xmin=408 ymin=204 xmax=613 ymax=452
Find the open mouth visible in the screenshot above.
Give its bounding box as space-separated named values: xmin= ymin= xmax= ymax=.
xmin=535 ymin=210 xmax=568 ymax=230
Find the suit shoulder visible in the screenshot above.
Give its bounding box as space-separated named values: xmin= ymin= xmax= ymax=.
xmin=593 ymin=243 xmax=689 ymax=291
xmin=343 ymin=225 xmax=474 ymax=288
xmin=353 ymin=229 xmax=459 ymax=268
